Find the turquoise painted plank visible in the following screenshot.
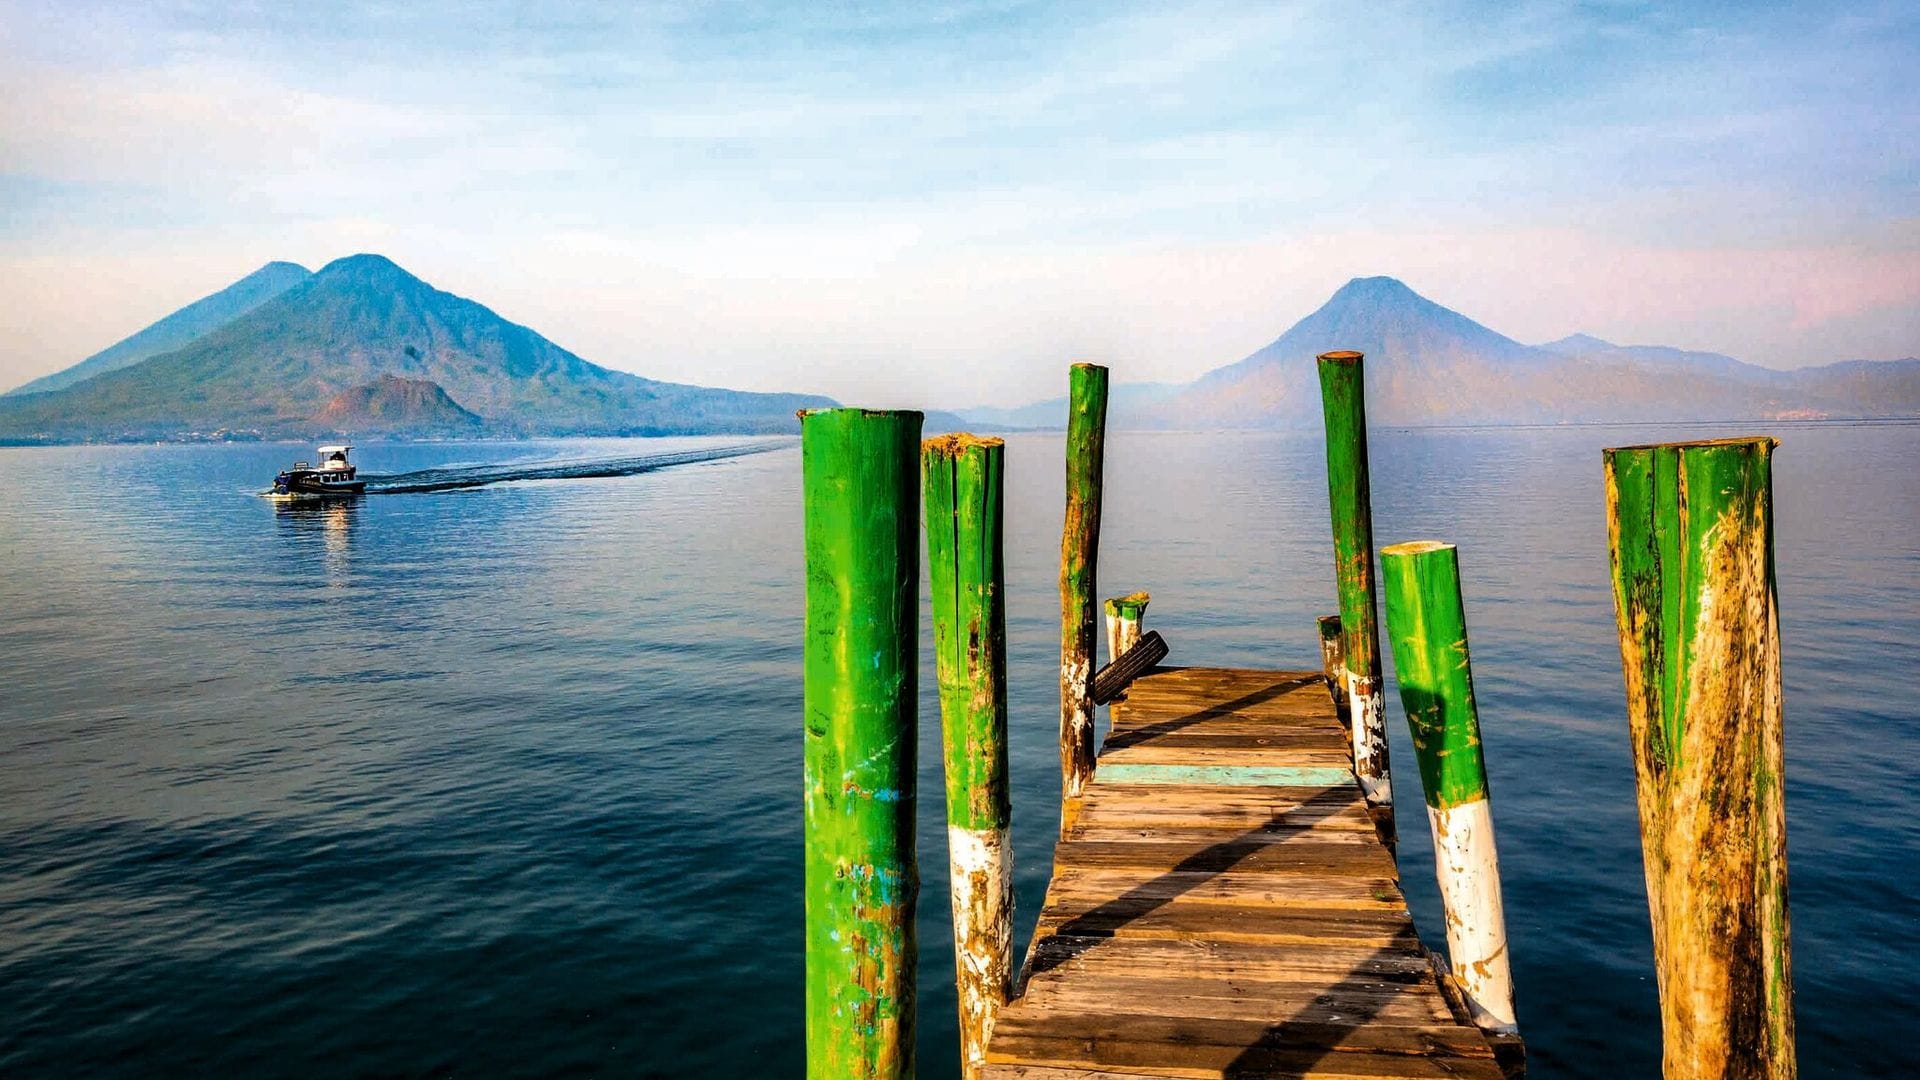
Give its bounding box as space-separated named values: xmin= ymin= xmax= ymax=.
xmin=1095 ymin=764 xmax=1357 ymax=788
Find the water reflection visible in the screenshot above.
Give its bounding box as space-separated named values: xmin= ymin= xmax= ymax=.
xmin=273 ymin=496 xmax=359 ymax=587
xmin=0 ymin=431 xmax=1912 ymax=1078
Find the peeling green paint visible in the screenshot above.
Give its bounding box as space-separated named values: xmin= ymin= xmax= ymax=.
xmin=1104 ymin=592 xmax=1150 ymax=623
xmin=1317 ymin=351 xmax=1393 ymax=833
xmin=1316 ymin=352 xmax=1380 ymax=690
xmin=1059 ymin=363 xmax=1109 ymax=803
xmin=922 ymin=434 xmax=1011 ymax=835
xmin=1604 ymin=435 xmax=1795 ymax=1078
xmin=1380 ymin=540 xmax=1490 ymax=811
xmin=801 ymin=407 xmax=921 ymax=1080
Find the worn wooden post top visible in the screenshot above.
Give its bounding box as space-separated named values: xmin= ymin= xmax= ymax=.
xmin=984 ymin=664 xmax=1511 ymax=1079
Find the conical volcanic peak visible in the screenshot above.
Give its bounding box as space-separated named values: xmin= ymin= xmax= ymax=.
xmin=1162 ymin=276 xmax=1541 ymax=427
xmin=1131 ymin=273 xmax=1920 ymax=429
xmin=312 ymin=253 xmax=419 ymax=288
xmin=1322 ymin=275 xmax=1424 ymax=309
xmin=1283 ymin=276 xmax=1535 ymax=364
xmin=0 ymin=253 xmax=834 ymax=440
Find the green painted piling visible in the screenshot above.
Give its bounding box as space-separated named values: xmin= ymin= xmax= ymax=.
xmin=1380 ymin=542 xmax=1488 ymax=808
xmin=1059 ymin=363 xmax=1109 ymax=813
xmin=1316 ymin=351 xmax=1393 ymax=838
xmin=922 ymin=434 xmax=1013 ymax=1080
xmin=1381 ymin=540 xmax=1516 ymax=1034
xmin=801 ymin=407 xmax=923 ymax=1080
xmin=1604 ymin=437 xmax=1794 ymax=1079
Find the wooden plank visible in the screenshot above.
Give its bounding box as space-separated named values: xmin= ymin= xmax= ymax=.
xmin=1119 ymin=671 xmax=1325 ymax=694
xmin=1066 ymin=806 xmax=1376 ymax=834
xmin=1093 ymin=764 xmax=1358 ymax=788
xmin=1065 ymin=818 xmax=1375 ymax=843
xmin=1043 ymin=869 xmax=1404 ymax=910
xmin=1048 ymin=837 xmax=1397 ymax=876
xmin=1105 ymin=720 xmax=1347 ymax=743
xmin=1080 ymin=782 xmax=1367 ymax=804
xmin=1113 ymin=694 xmax=1337 ymax=721
xmin=1075 ymin=799 xmax=1374 ymax=822
xmin=1024 ymin=936 xmax=1439 ymax=983
xmin=1102 ymin=730 xmax=1352 ymax=752
xmin=1134 ymin=664 xmax=1309 ymax=676
xmin=1072 ymin=791 xmax=1372 ymax=818
xmin=1031 ymin=904 xmax=1419 ymax=948
xmin=1121 ymin=684 xmax=1336 ymax=711
xmin=983 ymin=1067 xmax=1190 ymax=1080
xmin=988 ymin=1012 xmax=1500 ymax=1077
xmin=1018 ymin=973 xmax=1461 ymax=1027
xmin=1098 ymin=746 xmax=1354 ymax=769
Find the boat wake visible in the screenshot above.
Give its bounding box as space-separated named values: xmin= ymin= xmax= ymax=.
xmin=359 ymin=441 xmax=785 ymax=495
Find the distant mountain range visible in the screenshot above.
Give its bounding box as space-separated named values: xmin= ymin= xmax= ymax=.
xmin=965 ymin=276 xmax=1920 ymax=429
xmin=0 ymin=254 xmax=835 ymax=442
xmin=6 ymin=262 xmax=1912 ymax=444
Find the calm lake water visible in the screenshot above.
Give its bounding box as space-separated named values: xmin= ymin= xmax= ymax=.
xmin=2 ymin=426 xmax=1915 ymax=1077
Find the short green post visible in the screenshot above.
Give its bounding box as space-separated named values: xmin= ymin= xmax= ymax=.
xmin=1103 ymin=591 xmax=1150 ymax=665
xmin=1604 ymin=437 xmax=1794 ymax=1079
xmin=1381 ymin=541 xmax=1517 ymax=1036
xmin=922 ymin=434 xmax=1013 ymax=1080
xmin=1316 ymin=350 xmax=1393 ymax=840
xmin=1059 ymin=362 xmax=1109 ymax=815
xmin=801 ymin=407 xmax=923 ymax=1080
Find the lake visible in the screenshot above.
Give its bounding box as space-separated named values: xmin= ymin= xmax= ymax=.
xmin=2 ymin=425 xmax=1915 ymax=1077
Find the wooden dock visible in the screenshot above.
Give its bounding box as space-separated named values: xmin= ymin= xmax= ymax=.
xmin=984 ymin=665 xmax=1511 ymax=1080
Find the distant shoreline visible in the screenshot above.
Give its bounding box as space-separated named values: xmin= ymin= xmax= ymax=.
xmin=5 ymin=414 xmax=1916 ymax=449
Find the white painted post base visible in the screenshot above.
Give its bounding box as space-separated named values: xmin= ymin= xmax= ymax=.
xmin=1105 ymin=612 xmax=1142 ymax=666
xmin=1061 ymin=654 xmax=1093 ymax=800
xmin=1427 ymin=798 xmax=1517 ymax=1034
xmin=1345 ymin=670 xmax=1392 ymax=808
xmin=947 ymin=825 xmax=1013 ymax=1079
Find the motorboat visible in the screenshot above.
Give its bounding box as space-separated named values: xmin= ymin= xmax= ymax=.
xmin=270 ymin=444 xmax=367 ymax=498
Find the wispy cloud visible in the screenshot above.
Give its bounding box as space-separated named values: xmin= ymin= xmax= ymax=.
xmin=0 ymin=0 xmax=1914 ymax=399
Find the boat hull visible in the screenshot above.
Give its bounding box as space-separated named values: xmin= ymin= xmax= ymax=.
xmin=265 ymin=486 xmax=364 ymax=501
xmin=271 ymin=470 xmax=365 ymax=498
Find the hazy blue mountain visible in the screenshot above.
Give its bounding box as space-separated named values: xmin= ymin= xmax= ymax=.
xmin=0 ymin=254 xmax=834 ymax=441
xmin=6 ymin=262 xmax=312 ymax=397
xmin=958 ymin=381 xmax=1182 ymax=429
xmin=1152 ymin=276 xmax=1548 ymax=427
xmin=976 ymin=276 xmax=1920 ymax=429
xmin=1536 ymin=332 xmax=1615 ymax=355
xmin=1536 ymin=333 xmax=1760 ymax=380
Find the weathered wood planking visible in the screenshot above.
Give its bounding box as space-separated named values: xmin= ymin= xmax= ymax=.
xmin=984 ymin=667 xmax=1506 ymax=1080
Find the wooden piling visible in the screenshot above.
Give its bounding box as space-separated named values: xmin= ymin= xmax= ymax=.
xmin=800 ymin=407 xmax=923 ymax=1080
xmin=1604 ymin=436 xmax=1795 ymax=1079
xmin=1317 ymin=613 xmax=1349 ymax=729
xmin=1381 ymin=540 xmax=1517 ymax=1036
xmin=1316 ymin=351 xmax=1393 ymax=841
xmin=1103 ymin=591 xmax=1150 ymax=664
xmin=923 ymin=433 xmax=1014 ymax=1080
xmin=1059 ymin=362 xmax=1109 ymax=812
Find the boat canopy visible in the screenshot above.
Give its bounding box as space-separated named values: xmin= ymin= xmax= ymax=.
xmin=317 ymin=445 xmax=352 ymax=456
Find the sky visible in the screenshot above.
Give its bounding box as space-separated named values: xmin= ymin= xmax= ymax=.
xmin=1 ymin=0 xmax=1915 ymax=405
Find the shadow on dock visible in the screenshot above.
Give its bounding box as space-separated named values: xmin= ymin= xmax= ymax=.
xmin=1099 ymin=674 xmax=1323 ymax=752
